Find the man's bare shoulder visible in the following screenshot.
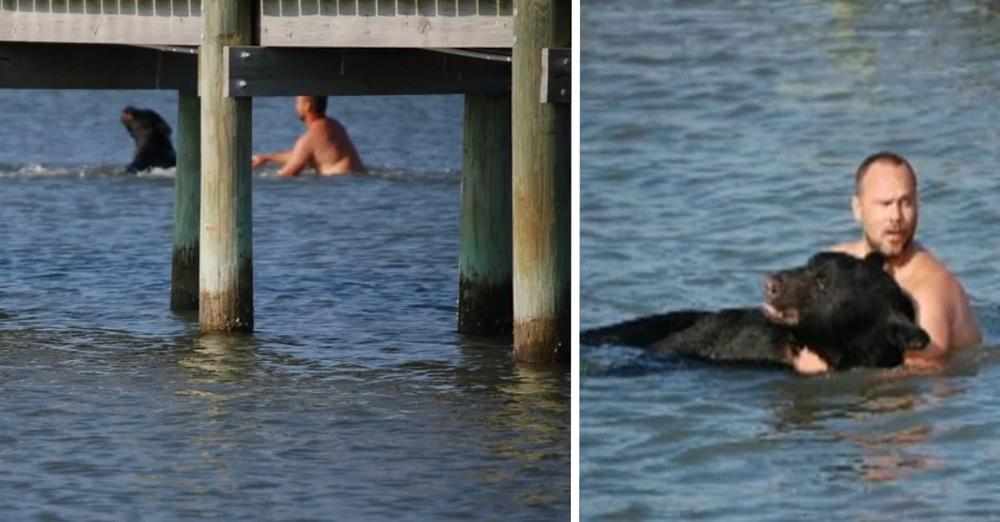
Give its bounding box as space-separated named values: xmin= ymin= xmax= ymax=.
xmin=904 ymin=247 xmax=982 ymax=349
xmin=905 ymin=248 xmax=970 ymax=307
xmin=294 ymin=128 xmax=316 ymax=145
xmin=307 ymin=118 xmax=347 ymax=141
xmin=906 ymin=247 xmax=960 ymax=289
xmin=303 ymin=120 xmax=329 ymax=137
xmin=300 ymin=122 xmax=334 ymax=151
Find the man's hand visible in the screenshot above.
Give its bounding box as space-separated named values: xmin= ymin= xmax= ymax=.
xmin=251 ymin=154 xmax=267 ymax=167
xmin=791 ymin=347 xmax=830 ymax=375
xmin=903 ymin=350 xmax=945 ymax=373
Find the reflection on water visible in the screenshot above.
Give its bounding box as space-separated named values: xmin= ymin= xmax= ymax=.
xmin=405 ymin=334 xmax=573 ymax=499
xmin=178 ymin=333 xmax=261 ymax=386
xmin=827 ymin=1 xmax=877 ymax=79
xmin=0 ymin=325 xmax=569 ymax=520
xmin=849 ymin=425 xmax=935 ymax=483
xmin=769 ymin=375 xmax=970 ymax=484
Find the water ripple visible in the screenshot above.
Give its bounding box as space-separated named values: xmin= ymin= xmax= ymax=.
xmin=0 ymin=92 xmax=567 ymax=519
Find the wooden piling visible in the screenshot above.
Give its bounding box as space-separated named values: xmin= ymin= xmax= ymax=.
xmin=199 ymin=0 xmax=254 ymax=331
xmin=170 ymin=90 xmax=200 ymax=311
xmin=512 ymin=0 xmax=571 ymax=364
xmin=459 ymin=94 xmax=513 ymax=334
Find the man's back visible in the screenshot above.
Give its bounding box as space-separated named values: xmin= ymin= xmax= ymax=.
xmin=306 ymin=117 xmax=365 ymax=175
xmin=251 ymin=96 xmax=366 ymax=177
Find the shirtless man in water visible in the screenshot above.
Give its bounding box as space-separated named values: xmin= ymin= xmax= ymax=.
xmin=794 ymin=151 xmax=981 ymax=374
xmin=252 ymin=96 xmax=365 ymax=176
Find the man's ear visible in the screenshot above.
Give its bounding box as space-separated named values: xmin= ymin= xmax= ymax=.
xmin=851 ymin=194 xmax=861 ymax=222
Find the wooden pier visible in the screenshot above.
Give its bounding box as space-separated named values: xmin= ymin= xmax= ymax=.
xmin=0 ymin=0 xmax=570 ymax=364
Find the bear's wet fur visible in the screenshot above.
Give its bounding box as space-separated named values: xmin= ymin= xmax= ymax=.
xmin=582 ymin=252 xmax=930 ymax=371
xmin=121 ymin=106 xmax=176 ymax=174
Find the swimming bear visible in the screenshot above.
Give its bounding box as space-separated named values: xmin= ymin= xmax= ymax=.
xmin=121 ymin=105 xmax=176 ymax=174
xmin=582 ymin=252 xmax=930 ymax=371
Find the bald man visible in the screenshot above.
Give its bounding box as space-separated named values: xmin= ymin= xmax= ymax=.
xmin=793 ymin=151 xmax=981 ymax=374
xmin=252 ymin=96 xmax=365 ymax=176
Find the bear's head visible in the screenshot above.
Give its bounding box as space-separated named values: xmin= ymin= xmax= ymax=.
xmin=121 ymin=106 xmax=172 ymax=142
xmin=762 ymin=251 xmax=929 ymax=369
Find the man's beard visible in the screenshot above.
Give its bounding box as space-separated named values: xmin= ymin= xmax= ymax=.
xmin=866 ymin=231 xmax=912 ymax=259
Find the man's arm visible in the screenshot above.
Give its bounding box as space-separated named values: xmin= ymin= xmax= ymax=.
xmin=903 ymin=285 xmax=952 ymax=371
xmin=252 ymin=150 xmax=293 ymax=166
xmin=275 ymin=134 xmax=315 ymax=177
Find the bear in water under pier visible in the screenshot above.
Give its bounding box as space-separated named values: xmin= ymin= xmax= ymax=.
xmin=121 ymin=105 xmax=176 ymax=174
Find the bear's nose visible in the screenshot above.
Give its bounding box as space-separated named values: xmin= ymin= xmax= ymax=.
xmin=763 ymin=276 xmax=779 ymax=299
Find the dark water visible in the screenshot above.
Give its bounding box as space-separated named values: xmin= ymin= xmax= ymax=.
xmin=0 ymin=92 xmax=568 ymax=520
xmin=582 ymin=1 xmax=1000 ymax=520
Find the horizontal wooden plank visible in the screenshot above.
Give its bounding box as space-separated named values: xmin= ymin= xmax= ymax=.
xmin=0 ymin=10 xmax=201 ymax=45
xmin=260 ymin=15 xmax=512 ymax=48
xmin=0 ymin=6 xmax=513 ymax=48
xmin=258 ymin=0 xmax=514 ymax=17
xmin=0 ymin=42 xmax=196 ymax=90
xmin=541 ymin=47 xmax=569 ymax=104
xmin=226 ymin=46 xmax=510 ymax=96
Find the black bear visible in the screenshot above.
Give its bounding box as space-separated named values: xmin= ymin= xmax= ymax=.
xmin=121 ymin=106 xmax=176 ymax=173
xmin=582 ymin=252 xmax=930 ymax=371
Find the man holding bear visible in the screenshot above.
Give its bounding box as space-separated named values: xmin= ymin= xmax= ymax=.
xmin=792 ymin=151 xmax=982 ymax=374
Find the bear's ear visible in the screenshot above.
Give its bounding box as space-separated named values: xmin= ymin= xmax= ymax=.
xmin=863 ymin=252 xmax=888 ymax=271
xmin=859 ymin=315 xmax=927 ymax=368
xmin=888 ymin=313 xmax=930 ymax=351
xmin=156 ymin=120 xmax=172 ymax=137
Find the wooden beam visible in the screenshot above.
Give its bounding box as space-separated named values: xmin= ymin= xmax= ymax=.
xmin=512 ymin=0 xmax=571 ymax=365
xmin=0 ymin=11 xmax=201 ymax=46
xmin=541 ymin=47 xmax=570 ymax=104
xmin=0 ymin=42 xmax=196 ymax=90
xmin=199 ymin=0 xmax=254 ymax=332
xmin=225 ymin=47 xmax=510 ymax=97
xmin=259 ymin=15 xmax=513 ymax=48
xmin=459 ymin=93 xmax=513 ymax=334
xmin=0 ymin=43 xmax=509 ymax=96
xmin=171 ymin=90 xmax=201 ymax=312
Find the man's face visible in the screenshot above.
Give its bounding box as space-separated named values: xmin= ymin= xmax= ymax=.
xmin=852 ymin=161 xmax=919 ymax=258
xmin=295 ymin=96 xmax=309 ymax=121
